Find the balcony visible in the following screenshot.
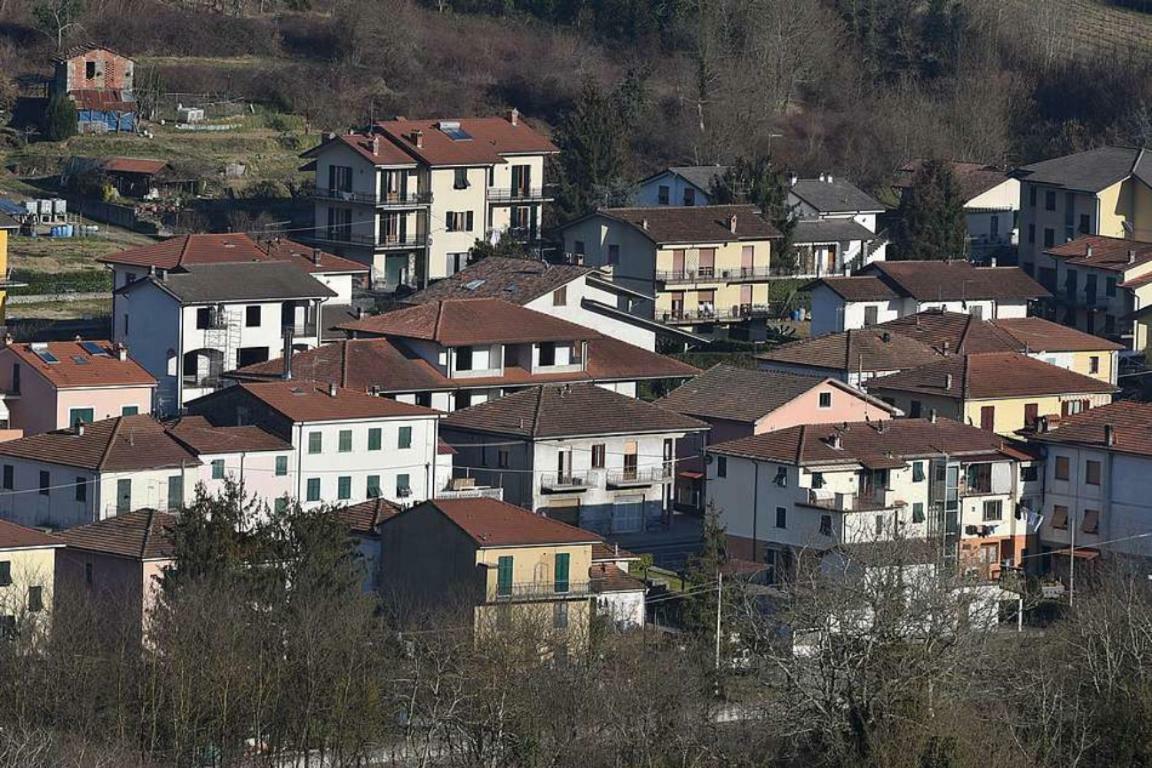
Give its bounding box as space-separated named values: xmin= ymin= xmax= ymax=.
xmin=655 ymin=267 xmax=720 ymax=285
xmin=605 ymin=466 xmax=673 ymax=488
xmin=540 ymin=473 xmax=594 ymax=493
xmin=287 ymin=321 xmax=318 ymax=337
xmin=182 ymin=374 xmax=222 ymax=389
xmin=374 ymin=234 xmax=429 ymax=250
xmin=491 ymin=579 xmax=591 ymax=603
xmin=801 ymin=487 xmax=902 ymax=512
xmin=314 ymin=188 xmax=432 ymax=207
xmin=487 ymin=186 xmax=554 ymax=203
xmin=660 ymin=304 xmax=773 ymax=325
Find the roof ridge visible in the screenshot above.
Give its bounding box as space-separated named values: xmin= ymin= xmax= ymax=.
xmin=95 ymin=416 xmax=124 ymax=471
xmin=795 ymin=424 xmax=807 ymax=466
xmin=141 ymin=508 xmax=157 ymax=559
xmin=530 ymin=386 xmax=547 ymax=437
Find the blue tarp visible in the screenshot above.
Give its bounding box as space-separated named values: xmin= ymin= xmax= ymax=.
xmin=77 ymin=108 xmax=135 ymax=133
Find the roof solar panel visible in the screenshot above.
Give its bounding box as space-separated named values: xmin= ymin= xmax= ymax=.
xmin=80 ymin=341 xmax=110 ymax=357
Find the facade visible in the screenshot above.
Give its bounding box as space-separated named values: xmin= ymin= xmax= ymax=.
xmin=0 ymin=519 xmax=61 ymax=635
xmin=558 ymin=205 xmax=781 ymax=334
xmin=707 ymin=418 xmax=1034 ymax=584
xmin=656 ymin=364 xmax=898 ymax=512
xmin=54 ymin=509 xmax=174 ymax=635
xmin=865 ymin=351 xmax=1117 ymax=436
xmin=1013 ymin=146 xmax=1152 ymax=278
xmin=1038 ymin=235 xmax=1152 ymax=352
xmin=1026 ymin=401 xmax=1152 ymax=578
xmin=0 ymin=213 xmax=18 ymax=325
xmin=787 ymin=175 xmax=889 ymax=267
xmin=440 ymin=384 xmax=707 ymax=536
xmin=304 ymin=112 xmax=558 ymax=289
xmin=0 ymin=339 xmax=155 ymax=437
xmin=631 ymin=166 xmax=727 ymax=207
xmin=377 ymin=498 xmax=602 ymax=645
xmin=896 ymin=161 xmax=1020 ymax=262
xmin=807 ymin=260 xmax=1048 ymax=337
xmin=52 ymin=45 xmax=136 ymax=133
xmin=186 ymin=381 xmax=443 ymax=509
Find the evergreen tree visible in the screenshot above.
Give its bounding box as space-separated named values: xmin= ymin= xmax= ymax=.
xmin=681 ymin=502 xmax=728 ymax=636
xmin=160 ymin=480 xmax=262 ymax=597
xmin=710 ymin=156 xmax=798 ymax=267
xmin=894 ymin=159 xmax=968 ymax=261
xmin=42 ymin=93 xmax=77 ymax=142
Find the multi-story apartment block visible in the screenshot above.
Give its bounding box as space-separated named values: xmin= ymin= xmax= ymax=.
xmin=441 ymin=384 xmax=707 ymax=536
xmin=1026 ymin=401 xmax=1152 ymax=583
xmin=866 ymin=351 xmax=1116 ymax=436
xmin=234 ymin=298 xmax=698 ymax=412
xmin=304 ymin=111 xmax=558 ymax=290
xmin=0 ymin=339 xmax=155 ymax=437
xmin=807 ymin=260 xmax=1048 ymax=337
xmin=1014 ymin=146 xmax=1152 ymax=277
xmin=557 ymin=204 xmax=781 ymax=334
xmin=707 ymin=417 xmax=1036 ymax=583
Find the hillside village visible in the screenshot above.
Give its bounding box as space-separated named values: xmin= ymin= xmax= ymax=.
xmin=2 ymin=1 xmax=1152 ymax=766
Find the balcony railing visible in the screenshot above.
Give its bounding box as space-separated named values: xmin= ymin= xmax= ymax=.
xmin=314 ymin=188 xmax=432 ymax=207
xmin=437 ymin=486 xmax=504 ymax=501
xmin=288 ymin=321 xmax=318 ymax=337
xmin=660 ymin=304 xmax=773 ymax=324
xmin=487 ymin=186 xmax=553 ymax=203
xmin=655 ymin=266 xmax=780 ymax=284
xmin=492 ymin=579 xmax=591 ymax=602
xmin=803 ymin=488 xmax=901 ymax=512
xmin=605 ymin=466 xmax=673 ymax=488
xmin=182 ymin=374 xmax=222 ymax=389
xmin=540 ymin=473 xmax=593 ymax=493
xmin=375 ymin=234 xmax=429 ymax=249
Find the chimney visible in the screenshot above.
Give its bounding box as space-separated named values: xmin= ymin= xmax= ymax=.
xmin=944 ymin=373 xmax=953 ymax=390
xmin=76 ymin=421 xmax=85 ymax=436
xmin=1129 ymin=249 xmax=1137 ymax=264
xmin=881 ymin=331 xmax=891 ymax=343
xmin=989 ymin=255 xmax=997 ymax=268
xmin=312 ymin=247 xmax=322 ymax=265
xmin=728 ymin=214 xmax=738 ymax=234
xmin=0 ymin=334 xmax=11 ymax=349
xmin=325 ymin=131 xmax=336 ymax=141
xmin=942 ymin=340 xmax=950 ymax=356
xmin=928 ymin=408 xmax=937 ymax=423
xmin=74 ymin=334 xmax=82 ymax=343
xmin=281 ymin=327 xmax=294 ymax=380
xmin=1037 ymin=415 xmax=1049 ymax=434
xmin=1086 ymin=244 xmax=1093 ymax=259
xmin=356 ymin=306 xmax=365 ymax=319
xmin=1104 ymin=423 xmax=1115 ymax=447
xmin=412 ymin=130 xmax=424 ymax=149
xmin=327 ymin=382 xmax=338 ymax=397
xmin=788 ymin=173 xmax=798 ymax=187
xmin=508 ymin=107 xmax=519 ymax=126
xmin=819 ymin=173 xmax=826 ymax=182
xmin=116 ymin=344 xmax=128 ymax=362
xmin=371 ymin=135 xmax=380 ymax=155
xmin=828 ymin=433 xmax=842 ymax=450
xmin=641 ymin=218 xmax=649 ymax=231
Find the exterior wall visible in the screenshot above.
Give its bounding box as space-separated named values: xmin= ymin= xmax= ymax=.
xmin=650 ymin=239 xmax=773 ymax=324
xmin=965 ymin=179 xmax=1020 ymax=254
xmin=314 ymin=142 xmax=381 ymax=201
xmin=1044 ymin=257 xmax=1152 ymax=351
xmin=487 ymin=154 xmax=547 ymax=236
xmin=428 ymin=166 xmax=489 ymax=280
xmin=960 ymin=394 xmax=1112 ymax=436
xmin=1026 ymin=349 xmax=1118 ymax=386
xmin=114 ymin=285 xmax=181 ymax=412
xmin=55 ymin=49 xmax=134 ymax=93
xmin=1018 ymin=182 xmax=1103 ymax=274
xmin=594 ymin=589 xmax=645 ymax=630
xmin=523 ymin=278 xmax=656 ymax=351
xmin=192 ymin=449 xmax=294 ymax=508
xmin=632 ymin=173 xmax=713 ymax=207
xmin=1038 ymin=444 xmax=1114 ymax=559
xmin=53 ymin=548 xmax=165 ymax=635
xmin=0 ymin=545 xmax=56 ymax=626
xmin=561 ymin=216 xmax=658 ymax=299
xmin=754 ymin=385 xmax=895 ymax=434
xmin=1133 ymin=179 xmax=1152 ymax=242
xmin=53 ymin=387 xmax=153 ymax=432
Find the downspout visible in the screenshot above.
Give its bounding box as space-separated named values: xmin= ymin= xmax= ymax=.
xmin=295 ymin=422 xmax=304 ymax=505
xmin=751 ymin=459 xmax=760 ymax=563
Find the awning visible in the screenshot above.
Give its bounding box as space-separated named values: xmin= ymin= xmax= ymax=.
xmin=859 ymin=455 xmax=906 ymax=471
xmin=678 ymin=471 xmax=704 ymax=480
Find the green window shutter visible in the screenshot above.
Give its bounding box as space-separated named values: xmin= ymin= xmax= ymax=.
xmin=367 ymin=475 xmax=381 ymax=498
xmin=912 ymin=503 xmax=925 ymax=523
xmin=274 ymin=497 xmax=289 ymax=514
xmin=397 ymin=473 xmax=410 ymax=497
xmin=339 ymin=430 xmax=352 ymax=453
xmin=306 ymin=478 xmax=321 ymax=502
xmin=368 ymin=428 xmax=382 ymax=451
xmin=121 ymin=405 xmax=139 ymax=416
xmin=275 ymin=456 xmax=288 ymax=476
xmin=308 ymin=432 xmax=322 ymax=454
xmin=398 ymin=426 xmax=412 ymax=449
xmin=497 ymin=556 xmax=513 ymax=597
xmin=554 ymin=552 xmax=570 ymax=593
xmin=167 ymin=475 xmax=183 ymax=509
xmin=70 ymin=408 xmax=94 ymax=426
xmin=337 ymin=476 xmax=351 ymax=500
xmin=116 ymin=478 xmax=131 ymax=512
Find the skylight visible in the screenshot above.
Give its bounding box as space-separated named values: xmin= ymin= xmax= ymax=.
xmin=30 ymin=343 xmax=58 ymax=364
xmin=438 ymin=121 xmax=472 ymax=141
xmin=464 ymin=279 xmax=486 ymax=291
xmin=80 ymin=341 xmax=110 ymax=357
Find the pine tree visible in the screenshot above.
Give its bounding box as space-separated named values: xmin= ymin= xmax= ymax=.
xmin=680 ymin=502 xmax=728 ymax=636
xmin=42 ymin=93 xmax=77 ymax=142
xmin=711 ymin=156 xmax=799 ymax=266
xmin=895 ymin=159 xmax=968 ymax=261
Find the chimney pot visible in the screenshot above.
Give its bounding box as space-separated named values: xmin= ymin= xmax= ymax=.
xmin=1129 ymin=249 xmax=1137 ymax=264
xmin=412 ymin=130 xmax=424 ymax=149
xmin=312 ymin=247 xmax=322 ymax=265
xmin=371 ymin=135 xmax=380 ymax=155
xmin=942 ymin=340 xmax=950 ymax=356
xmin=1086 ymin=244 xmax=1093 ymax=259
xmin=509 ymin=107 xmax=519 ymax=126
xmin=1 ymin=334 xmax=10 ymax=348
xmin=641 ymin=218 xmax=649 ymax=231
xmin=116 ymin=344 xmax=127 ymax=361
xmin=76 ymin=421 xmax=85 ymax=435
xmin=928 ymin=409 xmax=937 ymax=423
xmin=282 ymin=327 xmax=294 ymax=380
xmin=788 ymin=173 xmax=798 ymax=187
xmin=328 ymin=382 xmax=337 ymax=397
xmin=728 ymin=214 xmax=738 ymax=234
xmin=1104 ymin=423 xmax=1115 ymax=447
xmin=944 ymin=373 xmax=954 ymax=390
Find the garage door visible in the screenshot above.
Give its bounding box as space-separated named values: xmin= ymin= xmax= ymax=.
xmin=612 ymin=495 xmax=645 ymax=534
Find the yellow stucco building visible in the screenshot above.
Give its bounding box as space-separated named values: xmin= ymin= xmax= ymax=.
xmin=0 ymin=518 xmax=62 ymax=634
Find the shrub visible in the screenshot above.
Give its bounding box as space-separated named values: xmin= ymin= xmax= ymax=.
xmin=42 ymin=94 xmax=77 ymax=142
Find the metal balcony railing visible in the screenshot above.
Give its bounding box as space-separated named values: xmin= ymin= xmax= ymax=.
xmin=314 ymin=188 xmax=432 ymax=206
xmin=540 ymin=473 xmax=594 ymax=492
xmin=492 ymin=579 xmax=591 ymax=602
xmin=605 ymin=466 xmax=673 ymax=487
xmin=437 ymin=486 xmax=504 ymax=500
xmin=660 ymin=304 xmax=773 ymax=324
xmin=487 ymin=186 xmax=553 ymax=202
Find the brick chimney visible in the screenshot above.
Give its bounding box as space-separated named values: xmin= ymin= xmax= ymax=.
xmin=509 ymin=107 xmax=519 ymax=126
xmin=371 ymin=135 xmax=380 ymax=155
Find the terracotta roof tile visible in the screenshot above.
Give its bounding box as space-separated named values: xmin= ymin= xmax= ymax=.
xmin=58 ymin=509 xmax=176 ymax=560
xmin=896 ymin=161 xmax=1012 ymax=202
xmin=590 ymin=563 xmax=645 ymax=593
xmin=338 ymin=298 xmax=600 ymax=344
xmin=408 ymin=257 xmax=590 ymax=305
xmin=407 ymin=497 xmax=600 ymax=547
xmin=300 ymin=131 xmax=417 ymax=166
xmin=874 ymin=311 xmax=1022 ymax=354
xmin=98 ymin=233 xmax=367 ymax=274
xmin=1029 ymin=400 xmax=1152 ymax=458
xmin=164 ymin=416 xmax=292 ymax=455
xmin=0 ymin=519 xmax=62 ymax=550
xmin=866 ymin=352 xmax=1117 ymax=399
xmin=0 ymin=415 xmax=196 ymax=472
xmin=808 ymin=275 xmax=903 ymax=301
xmin=990 ymin=317 xmax=1125 ymax=353
xmin=592 ymin=205 xmax=780 ymax=244
xmin=101 ymin=157 xmax=168 ymax=175
xmin=857 ymin=261 xmax=1049 ymax=301
xmin=375 ymin=115 xmax=558 ymax=166
xmin=757 ymin=328 xmax=941 ymax=374
xmin=3 ymin=340 xmax=155 ymax=389
xmin=336 ymin=497 xmax=400 ymax=536
xmin=1044 ymin=234 xmax=1152 ymax=272
xmin=224 ymin=381 xmax=440 ymax=423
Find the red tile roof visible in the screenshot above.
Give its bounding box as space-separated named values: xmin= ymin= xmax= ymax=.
xmin=374 ymin=115 xmax=558 ymax=166
xmin=710 ymin=417 xmax=1021 ymax=467
xmin=1043 ymin=235 xmax=1152 ymax=273
xmin=0 ymin=519 xmax=62 ymax=550
xmin=1029 ymin=400 xmax=1152 ymax=458
xmin=757 ymin=328 xmax=941 ymax=374
xmin=590 ymin=563 xmax=645 ymax=593
xmin=231 ymin=335 xmax=698 ymax=392
xmin=338 ymin=298 xmax=599 ymax=345
xmin=97 ymin=233 xmax=367 ymax=274
xmin=0 ymin=415 xmax=196 ymax=472
xmin=164 ymin=416 xmax=293 ymax=455
xmin=228 ymin=381 xmax=440 ymax=423
xmin=896 ymin=160 xmax=1012 ymax=202
xmin=866 ymin=352 xmax=1117 ymax=399
xmin=300 ymin=131 xmax=416 ymax=166
xmin=876 ymin=311 xmax=1123 ymax=354
xmin=442 ymin=383 xmax=708 ymax=438
xmin=408 ymin=497 xmax=600 ymax=547
xmin=991 ymin=317 xmax=1125 ymax=353
xmin=58 ymin=509 xmax=176 ymax=560
xmin=589 ymin=205 xmax=781 ymax=244
xmin=3 ymin=340 xmax=155 ymax=390
xmin=808 ymin=275 xmax=903 ymax=301
xmin=336 ymin=497 xmax=401 ymax=535
xmin=101 ymin=157 xmax=168 ymax=175
xmin=858 ymin=261 xmax=1049 ymax=301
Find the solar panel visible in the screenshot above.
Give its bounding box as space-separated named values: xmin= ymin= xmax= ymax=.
xmin=439 ymin=121 xmax=472 ymax=141
xmin=72 ymin=356 xmax=89 ymax=365
xmin=30 ymin=344 xmax=58 ymax=364
xmin=80 ymin=341 xmax=110 ymax=357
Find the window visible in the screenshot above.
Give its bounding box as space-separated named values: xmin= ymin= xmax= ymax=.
xmin=84 ymin=562 xmax=92 ymax=586
xmin=1029 ymin=186 xmax=1037 ymax=207
xmin=123 ymin=314 xmax=129 ymax=336
xmin=308 ymin=432 xmax=322 ymax=454
xmin=327 ymin=164 xmax=352 ymax=191
xmin=875 ymin=514 xmax=885 ymax=536
xmin=455 ymin=346 xmax=473 ymax=372
xmin=445 ymin=211 xmax=474 ymax=232
xmin=1106 ymin=277 xmax=1117 ymax=297
xmin=1089 ymin=356 xmax=1100 ymax=375
xmin=116 ymin=478 xmax=131 ymax=513
xmin=167 ymin=475 xmax=182 ymax=510
xmin=657 ymin=185 xmax=670 ymax=205
xmin=538 ymin=342 xmax=556 ymax=367
xmin=608 ymin=244 xmax=620 ymax=265
xmin=1085 ymin=459 xmax=1101 ymax=486
xmin=591 ymin=443 xmax=606 ymax=469
xmin=967 ymin=463 xmax=992 ymax=494
xmin=38 ymin=471 xmax=49 ymax=497
xmin=1044 ymin=228 xmax=1055 ymax=248
xmin=1054 ymin=456 xmax=1070 ymax=481
xmin=910 ymin=400 xmax=922 ymax=418
xmin=980 ymin=406 xmax=995 ymax=431
xmin=554 ymin=552 xmax=570 ymax=593
xmin=1051 ymin=504 xmax=1069 ymax=529
xmin=912 ymin=462 xmax=925 ymax=482
xmin=275 ymin=456 xmax=288 ymax=476
xmin=337 ymin=476 xmax=351 ymax=500
xmin=27 ymin=586 xmax=42 ymax=613
xmin=274 ymin=497 xmax=289 ymax=514
xmin=2 ymin=465 xmax=12 ymax=490
xmin=775 ymin=506 xmax=787 ymax=529
xmin=416 ymin=392 xmax=432 ymax=408
xmin=306 ymin=478 xmax=321 ymax=502
xmin=245 ymin=306 xmax=261 ymax=327
xmin=818 ymin=391 xmax=832 ymax=409
xmin=10 ymin=364 xmax=19 ymax=396
xmin=367 ymin=475 xmax=381 ymax=498
xmin=397 ymin=426 xmax=412 ymax=449
xmin=497 ymin=448 xmax=509 ymax=468
xmin=336 ymin=429 xmax=352 ymax=453
xmin=716 ymin=455 xmax=727 ymax=478
xmin=1024 ymin=403 xmax=1039 ymax=428
xmin=1105 ymin=314 xmax=1116 ymax=335
xmin=196 ymin=307 xmax=212 ymax=330
xmin=396 ymin=473 xmax=411 ymax=496
xmin=121 ymin=405 xmax=139 ymax=416
xmin=820 ymin=515 xmax=832 ymax=536
xmin=85 ymin=60 xmax=97 ymax=79
xmin=811 ymin=471 xmax=825 ymax=489
xmin=683 ymin=188 xmax=696 ymax=206
xmin=552 ymin=287 xmax=567 ymax=306
xmin=1079 ymin=213 xmax=1091 ymax=234
xmin=1045 ymin=190 xmax=1056 ymax=210
xmin=69 ymin=408 xmax=94 ymax=427
xmin=362 ymin=427 xmax=381 ymax=451
xmin=553 ymin=601 xmax=568 ymax=629
xmin=205 ymin=459 xmax=224 ymax=480
xmin=1022 ymin=465 xmax=1039 ymax=482
xmin=912 ymin=502 xmax=925 ymax=523
xmin=774 ymin=467 xmax=788 ymax=487
xmin=0 ymin=561 xmax=10 ymax=586
xmin=864 ymin=306 xmax=879 ymax=326
xmin=74 ymin=476 xmax=86 ymax=502
xmin=454 ymin=167 xmax=469 ymax=189
xmin=1082 ymin=508 xmax=1100 ymax=534
xmin=454 ymin=390 xmax=472 ymax=410
xmin=497 ymin=555 xmax=513 ymax=597
xmin=982 ymin=500 xmax=1003 ymax=521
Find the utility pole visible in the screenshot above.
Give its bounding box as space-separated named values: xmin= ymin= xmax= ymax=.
xmin=1069 ymin=509 xmax=1076 ymax=606
xmin=714 ymin=570 xmax=723 ymax=671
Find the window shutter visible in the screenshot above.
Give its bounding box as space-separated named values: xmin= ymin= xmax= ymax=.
xmin=554 ymin=552 xmax=570 ymax=593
